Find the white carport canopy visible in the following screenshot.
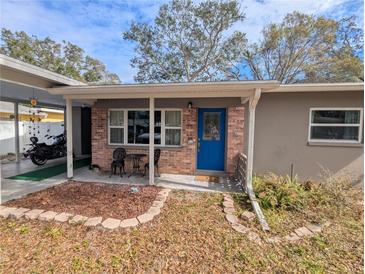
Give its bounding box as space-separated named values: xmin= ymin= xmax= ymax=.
xmin=0 ymin=54 xmax=86 ymax=162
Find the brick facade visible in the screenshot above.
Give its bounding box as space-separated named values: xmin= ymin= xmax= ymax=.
xmin=226 ymin=106 xmax=245 ymax=174
xmin=91 ymin=106 xmax=244 ymax=175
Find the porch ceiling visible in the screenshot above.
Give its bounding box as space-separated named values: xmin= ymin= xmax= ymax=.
xmin=47 ymin=80 xmax=280 ymax=99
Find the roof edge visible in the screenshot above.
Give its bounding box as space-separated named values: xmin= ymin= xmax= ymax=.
xmin=269 ymin=82 xmax=364 ymax=92
xmin=0 ymin=54 xmax=86 ymax=86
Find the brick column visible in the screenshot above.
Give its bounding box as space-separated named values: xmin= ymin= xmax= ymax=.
xmin=226 ymin=106 xmax=245 ymax=174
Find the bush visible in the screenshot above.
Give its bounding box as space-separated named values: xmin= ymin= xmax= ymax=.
xmin=253 ymin=173 xmax=355 ymax=212
xmin=253 ymin=174 xmax=307 ymax=211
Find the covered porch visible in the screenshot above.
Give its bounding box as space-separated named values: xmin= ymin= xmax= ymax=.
xmin=48 ymin=81 xmax=280 ymax=231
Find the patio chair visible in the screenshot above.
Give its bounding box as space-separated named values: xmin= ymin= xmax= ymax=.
xmin=143 ymin=148 xmax=161 ymax=177
xmin=110 ymin=148 xmax=127 ymax=177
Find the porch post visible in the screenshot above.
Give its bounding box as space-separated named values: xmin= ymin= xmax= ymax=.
xmin=246 ymin=88 xmax=270 ymax=231
xmin=246 ymin=89 xmax=260 ymax=186
xmin=66 ymin=98 xmax=73 ymax=179
xmin=14 ymin=102 xmax=20 ymax=162
xmin=149 ymin=97 xmax=155 ymax=185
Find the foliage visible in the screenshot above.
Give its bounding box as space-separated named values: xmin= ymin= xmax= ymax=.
xmin=253 ymin=173 xmax=354 ymax=211
xmin=241 ymin=12 xmax=364 ymax=83
xmin=0 ymin=190 xmax=362 ymax=273
xmin=253 ymin=174 xmax=307 ymax=210
xmin=0 ymin=28 xmax=120 ymax=84
xmin=123 ymin=0 xmax=247 ymax=82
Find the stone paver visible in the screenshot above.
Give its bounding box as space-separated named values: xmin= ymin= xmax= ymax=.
xmin=155 ymin=194 xmax=167 ymax=202
xmin=152 ymin=200 xmax=164 ymax=208
xmin=120 ymin=218 xmax=139 ymax=228
xmin=246 ymin=231 xmax=262 ymax=244
xmin=158 ymin=189 xmax=171 ymax=195
xmin=223 ymin=207 xmax=235 ymax=214
xmin=84 ymin=217 xmax=103 ymax=227
xmin=266 ymin=236 xmax=282 ymax=244
xmin=137 ymin=213 xmax=154 ymax=224
xmin=24 ymin=209 xmax=45 ymax=220
xmin=0 ymin=207 xmax=16 ymax=218
xmin=306 ymin=223 xmax=322 ymax=233
xmin=240 ymin=211 xmax=256 ymax=222
xmin=223 ymin=201 xmax=234 ymax=208
xmin=294 ymin=226 xmax=313 ymax=237
xmin=225 ymin=213 xmax=239 ymax=224
xmin=232 ymin=223 xmax=249 ymax=234
xmin=102 ymin=218 xmax=121 ymax=230
xmin=38 ymin=211 xmax=58 ymax=221
xmin=69 ymin=215 xmax=88 ymax=224
xmin=147 ymin=206 xmax=161 ymax=216
xmin=54 ymin=212 xmax=73 ymax=223
xmin=8 ymin=208 xmax=30 ymax=219
xmin=284 ymin=232 xmax=300 ymax=242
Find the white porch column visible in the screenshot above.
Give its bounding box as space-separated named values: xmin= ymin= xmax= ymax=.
xmin=246 ymin=88 xmax=270 ymax=231
xmin=246 ymin=88 xmax=261 ymax=186
xmin=14 ymin=102 xmax=20 ymax=162
xmin=149 ymin=97 xmax=155 ymax=185
xmin=66 ymin=98 xmax=73 ymax=179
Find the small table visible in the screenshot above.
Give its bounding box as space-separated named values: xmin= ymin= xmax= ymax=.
xmin=126 ymin=153 xmax=147 ymax=177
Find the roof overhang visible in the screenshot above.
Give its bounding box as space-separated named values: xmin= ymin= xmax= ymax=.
xmin=47 ymin=80 xmax=280 ymax=99
xmin=271 ymin=82 xmax=364 ymax=93
xmin=0 ymin=54 xmax=86 ymax=89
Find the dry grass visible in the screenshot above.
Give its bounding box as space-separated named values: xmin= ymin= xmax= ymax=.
xmin=0 ymin=187 xmax=363 ymax=273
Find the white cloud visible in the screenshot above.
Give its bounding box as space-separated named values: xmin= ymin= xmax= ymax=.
xmin=1 ymin=0 xmax=363 ymax=83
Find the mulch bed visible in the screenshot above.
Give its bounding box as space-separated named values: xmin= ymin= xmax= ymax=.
xmin=4 ymin=180 xmax=161 ymax=219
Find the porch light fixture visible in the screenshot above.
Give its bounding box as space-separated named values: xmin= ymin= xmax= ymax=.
xmin=187 ymin=101 xmax=193 ymax=109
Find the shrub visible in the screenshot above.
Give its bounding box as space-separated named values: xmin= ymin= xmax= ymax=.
xmin=253 ymin=174 xmax=307 ymax=211
xmin=253 ymin=173 xmax=355 ymax=212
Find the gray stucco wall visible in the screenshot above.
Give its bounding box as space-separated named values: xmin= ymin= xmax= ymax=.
xmin=254 ymin=91 xmax=364 ymax=182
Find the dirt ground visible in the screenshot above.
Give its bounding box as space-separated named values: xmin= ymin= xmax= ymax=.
xmin=4 ymin=181 xmax=161 ymax=219
xmin=0 ymin=190 xmax=363 ymax=273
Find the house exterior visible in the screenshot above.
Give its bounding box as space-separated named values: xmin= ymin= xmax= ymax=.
xmin=46 ymin=81 xmax=364 ymax=186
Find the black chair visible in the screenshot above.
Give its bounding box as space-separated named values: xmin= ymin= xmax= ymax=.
xmin=143 ymin=149 xmax=161 ymax=177
xmin=110 ymin=148 xmax=127 ymax=177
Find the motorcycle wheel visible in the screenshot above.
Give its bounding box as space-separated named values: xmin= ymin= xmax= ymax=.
xmin=30 ymin=154 xmax=47 ymax=166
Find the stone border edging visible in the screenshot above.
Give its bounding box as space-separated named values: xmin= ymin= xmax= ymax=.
xmin=0 ymin=188 xmax=171 ymax=231
xmin=222 ymin=193 xmax=331 ymax=244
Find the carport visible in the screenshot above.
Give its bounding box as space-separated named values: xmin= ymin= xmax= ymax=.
xmin=0 ymin=54 xmax=88 ymax=162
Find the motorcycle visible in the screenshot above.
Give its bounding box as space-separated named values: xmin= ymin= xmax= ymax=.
xmin=24 ymin=133 xmax=67 ymax=166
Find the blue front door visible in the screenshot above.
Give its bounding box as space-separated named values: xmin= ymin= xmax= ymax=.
xmin=197 ymin=108 xmax=226 ymax=171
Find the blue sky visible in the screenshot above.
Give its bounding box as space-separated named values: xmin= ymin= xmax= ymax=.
xmin=1 ymin=0 xmax=363 ymax=83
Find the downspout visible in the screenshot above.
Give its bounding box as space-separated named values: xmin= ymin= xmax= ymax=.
xmin=246 ymin=88 xmax=270 ymax=231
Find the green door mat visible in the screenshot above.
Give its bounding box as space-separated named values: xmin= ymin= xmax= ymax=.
xmin=6 ymin=157 xmax=91 ymax=181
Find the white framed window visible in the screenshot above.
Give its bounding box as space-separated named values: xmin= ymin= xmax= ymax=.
xmin=108 ymin=109 xmax=125 ymax=145
xmin=108 ymin=109 xmax=182 ymax=147
xmin=308 ymin=108 xmax=363 ymax=144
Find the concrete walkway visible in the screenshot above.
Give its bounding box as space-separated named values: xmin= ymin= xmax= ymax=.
xmin=73 ymin=167 xmax=243 ymax=193
xmin=1 ymin=162 xmax=242 ymax=203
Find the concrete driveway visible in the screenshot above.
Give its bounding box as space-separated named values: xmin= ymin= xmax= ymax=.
xmin=1 ymin=158 xmax=67 ymax=203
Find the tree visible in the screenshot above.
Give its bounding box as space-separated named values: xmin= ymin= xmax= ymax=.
xmin=123 ymin=0 xmax=247 ymax=83
xmin=241 ymin=12 xmax=363 ymax=83
xmin=0 ymin=28 xmax=120 ymax=84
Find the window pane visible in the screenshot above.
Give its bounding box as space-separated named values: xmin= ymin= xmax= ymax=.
xmin=166 ymin=129 xmax=181 ymax=145
xmin=110 ymin=111 xmax=124 ymax=126
xmin=203 ymin=112 xmax=220 ymax=140
xmin=311 ymin=126 xmax=359 ymax=141
xmin=127 ymin=110 xmax=161 ymax=144
xmin=110 ymin=128 xmax=124 ymax=143
xmin=312 ymin=110 xmax=360 ymax=124
xmin=165 ymin=111 xmax=181 ymax=127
